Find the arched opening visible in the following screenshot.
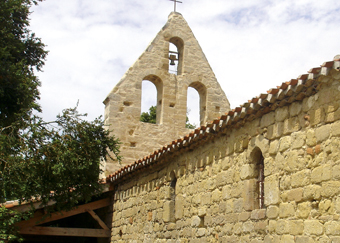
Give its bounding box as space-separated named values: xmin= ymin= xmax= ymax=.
xmin=169 ymin=171 xmax=177 ymax=222
xmin=140 ymin=75 xmax=163 ymax=124
xmin=250 ymin=147 xmax=265 ymax=209
xmin=186 ymin=87 xmax=199 ymax=128
xmin=257 ymin=154 xmax=264 ymax=209
xmin=188 ymin=82 xmax=207 ymax=126
xmin=168 ymin=37 xmax=184 ymax=75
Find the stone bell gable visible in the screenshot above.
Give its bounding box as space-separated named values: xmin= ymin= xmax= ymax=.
xmin=103 ymin=12 xmax=230 ymax=174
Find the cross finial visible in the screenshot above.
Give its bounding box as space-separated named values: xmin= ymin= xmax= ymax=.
xmin=170 ymin=0 xmax=182 ymax=12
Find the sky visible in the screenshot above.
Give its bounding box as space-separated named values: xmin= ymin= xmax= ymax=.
xmin=29 ymin=0 xmax=340 ymax=126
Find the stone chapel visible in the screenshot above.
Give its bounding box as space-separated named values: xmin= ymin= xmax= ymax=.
xmin=7 ymin=10 xmax=340 ymax=243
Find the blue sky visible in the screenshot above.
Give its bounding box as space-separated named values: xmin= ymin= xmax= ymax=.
xmin=30 ymin=0 xmax=340 ymax=125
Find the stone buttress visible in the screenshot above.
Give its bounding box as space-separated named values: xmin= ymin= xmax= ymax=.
xmin=103 ymin=12 xmax=230 ymax=174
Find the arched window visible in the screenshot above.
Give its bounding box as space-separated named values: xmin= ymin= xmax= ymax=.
xmin=140 ymin=75 xmax=163 ymax=124
xmin=141 ymin=80 xmax=157 ymax=118
xmin=186 ymin=87 xmax=199 ymax=128
xmin=168 ymin=37 xmax=184 ymax=75
xmin=169 ymin=171 xmax=177 ymax=222
xmin=251 ymin=147 xmax=265 ymax=209
xmin=188 ymin=82 xmax=207 ymax=126
xmin=257 ymin=155 xmax=264 ymax=209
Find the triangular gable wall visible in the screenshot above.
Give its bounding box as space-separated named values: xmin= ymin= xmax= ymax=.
xmin=103 ymin=12 xmax=230 ymax=174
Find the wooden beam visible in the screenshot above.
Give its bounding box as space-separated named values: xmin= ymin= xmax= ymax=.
xmin=87 ymin=210 xmax=109 ymax=230
xmin=17 ymin=198 xmax=110 ymax=228
xmin=20 ymin=226 xmax=110 ymax=238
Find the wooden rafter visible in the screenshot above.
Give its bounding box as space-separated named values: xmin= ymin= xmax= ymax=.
xmin=87 ymin=209 xmax=109 ymax=230
xmin=20 ymin=226 xmax=110 ymax=238
xmin=17 ymin=198 xmax=110 ymax=228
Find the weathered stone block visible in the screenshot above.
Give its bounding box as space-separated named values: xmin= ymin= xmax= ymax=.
xmin=196 ymin=228 xmax=206 ymax=237
xmin=279 ymin=136 xmax=291 ymax=152
xmin=276 ymin=106 xmax=289 ymax=122
xmin=240 ymin=164 xmax=257 ymax=179
xmin=311 ymin=164 xmax=332 ymax=183
xmin=261 ymin=112 xmax=275 ymax=128
xmin=315 ymin=124 xmax=331 ymax=143
xmin=319 ymin=199 xmax=334 ymax=214
xmin=276 ymin=220 xmax=289 ymax=234
xmin=291 ymin=131 xmax=306 ymax=149
xmin=291 ymin=169 xmax=310 ymax=188
xmin=332 ymin=121 xmax=340 ymax=137
xmin=296 ymin=236 xmax=315 ymax=243
xmin=332 ymin=164 xmax=340 ymax=180
xmin=216 ymin=170 xmax=234 ymax=186
xmin=304 ymin=220 xmax=324 ymax=235
xmin=303 ymin=185 xmax=321 ymax=201
xmin=306 ymin=129 xmax=317 ymax=147
xmin=251 ymin=209 xmax=266 ymax=220
xmin=242 ymin=221 xmax=254 ymax=233
xmin=283 ymin=116 xmax=301 ymax=135
xmin=163 ymin=201 xmax=174 ymax=222
xmin=254 ymin=221 xmax=268 ymax=233
xmin=269 ymin=140 xmax=279 ymax=155
xmin=264 ymin=174 xmax=280 ymax=205
xmin=309 ymin=108 xmax=325 ymax=126
xmin=242 ymin=179 xmax=257 ymax=211
xmin=191 ymin=216 xmax=204 ymax=227
xmin=279 ymin=202 xmax=295 ymax=218
xmin=321 ymin=181 xmax=340 ymax=197
xmin=290 ymin=102 xmax=302 ymax=117
xmin=287 ymin=188 xmax=303 ymax=202
xmin=175 ymin=196 xmax=184 ymax=219
xmin=281 ymin=235 xmax=295 ymax=242
xmin=289 ymin=220 xmax=304 ymax=235
xmin=267 ymin=206 xmax=279 ymax=219
xmin=238 ymin=212 xmax=251 ymax=222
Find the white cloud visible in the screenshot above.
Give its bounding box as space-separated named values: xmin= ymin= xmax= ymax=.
xmin=29 ymin=0 xmax=340 ymax=125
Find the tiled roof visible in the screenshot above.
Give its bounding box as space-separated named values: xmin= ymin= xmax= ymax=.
xmin=106 ymin=55 xmax=340 ymax=184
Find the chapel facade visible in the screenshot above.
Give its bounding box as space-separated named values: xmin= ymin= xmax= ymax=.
xmin=103 ymin=12 xmax=230 ymax=174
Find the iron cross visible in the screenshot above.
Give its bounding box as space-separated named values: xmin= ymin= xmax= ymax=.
xmin=170 ymin=0 xmax=182 ymax=12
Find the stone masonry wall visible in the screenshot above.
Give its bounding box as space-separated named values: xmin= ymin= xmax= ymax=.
xmin=110 ymin=69 xmax=340 ymax=242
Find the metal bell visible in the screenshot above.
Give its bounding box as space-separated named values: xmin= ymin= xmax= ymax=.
xmin=169 ymin=54 xmax=177 ymax=65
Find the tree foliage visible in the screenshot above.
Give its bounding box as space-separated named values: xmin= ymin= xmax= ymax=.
xmin=0 ymin=1 xmax=121 ymax=241
xmin=140 ymin=106 xmax=157 ymax=124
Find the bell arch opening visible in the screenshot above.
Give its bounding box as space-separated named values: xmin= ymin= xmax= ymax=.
xmin=140 ymin=75 xmax=163 ymax=124
xmin=168 ymin=37 xmax=184 ymax=75
xmin=186 ymin=87 xmax=199 ymax=128
xmin=188 ymin=82 xmax=207 ymax=126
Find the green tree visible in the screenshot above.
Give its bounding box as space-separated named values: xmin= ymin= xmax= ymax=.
xmin=0 ymin=1 xmax=121 ymax=241
xmin=140 ymin=106 xmax=157 ymax=124
xmin=185 ymin=116 xmax=196 ymax=129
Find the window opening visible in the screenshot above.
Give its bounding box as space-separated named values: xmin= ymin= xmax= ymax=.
xmin=169 ymin=171 xmax=177 ymax=222
xmin=186 ymin=87 xmax=199 ymax=128
xmin=169 ymin=43 xmax=178 ymax=74
xmin=188 ymin=82 xmax=207 ymax=126
xmin=141 ymin=80 xmax=157 ymax=123
xmin=257 ymin=154 xmax=264 ymax=209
